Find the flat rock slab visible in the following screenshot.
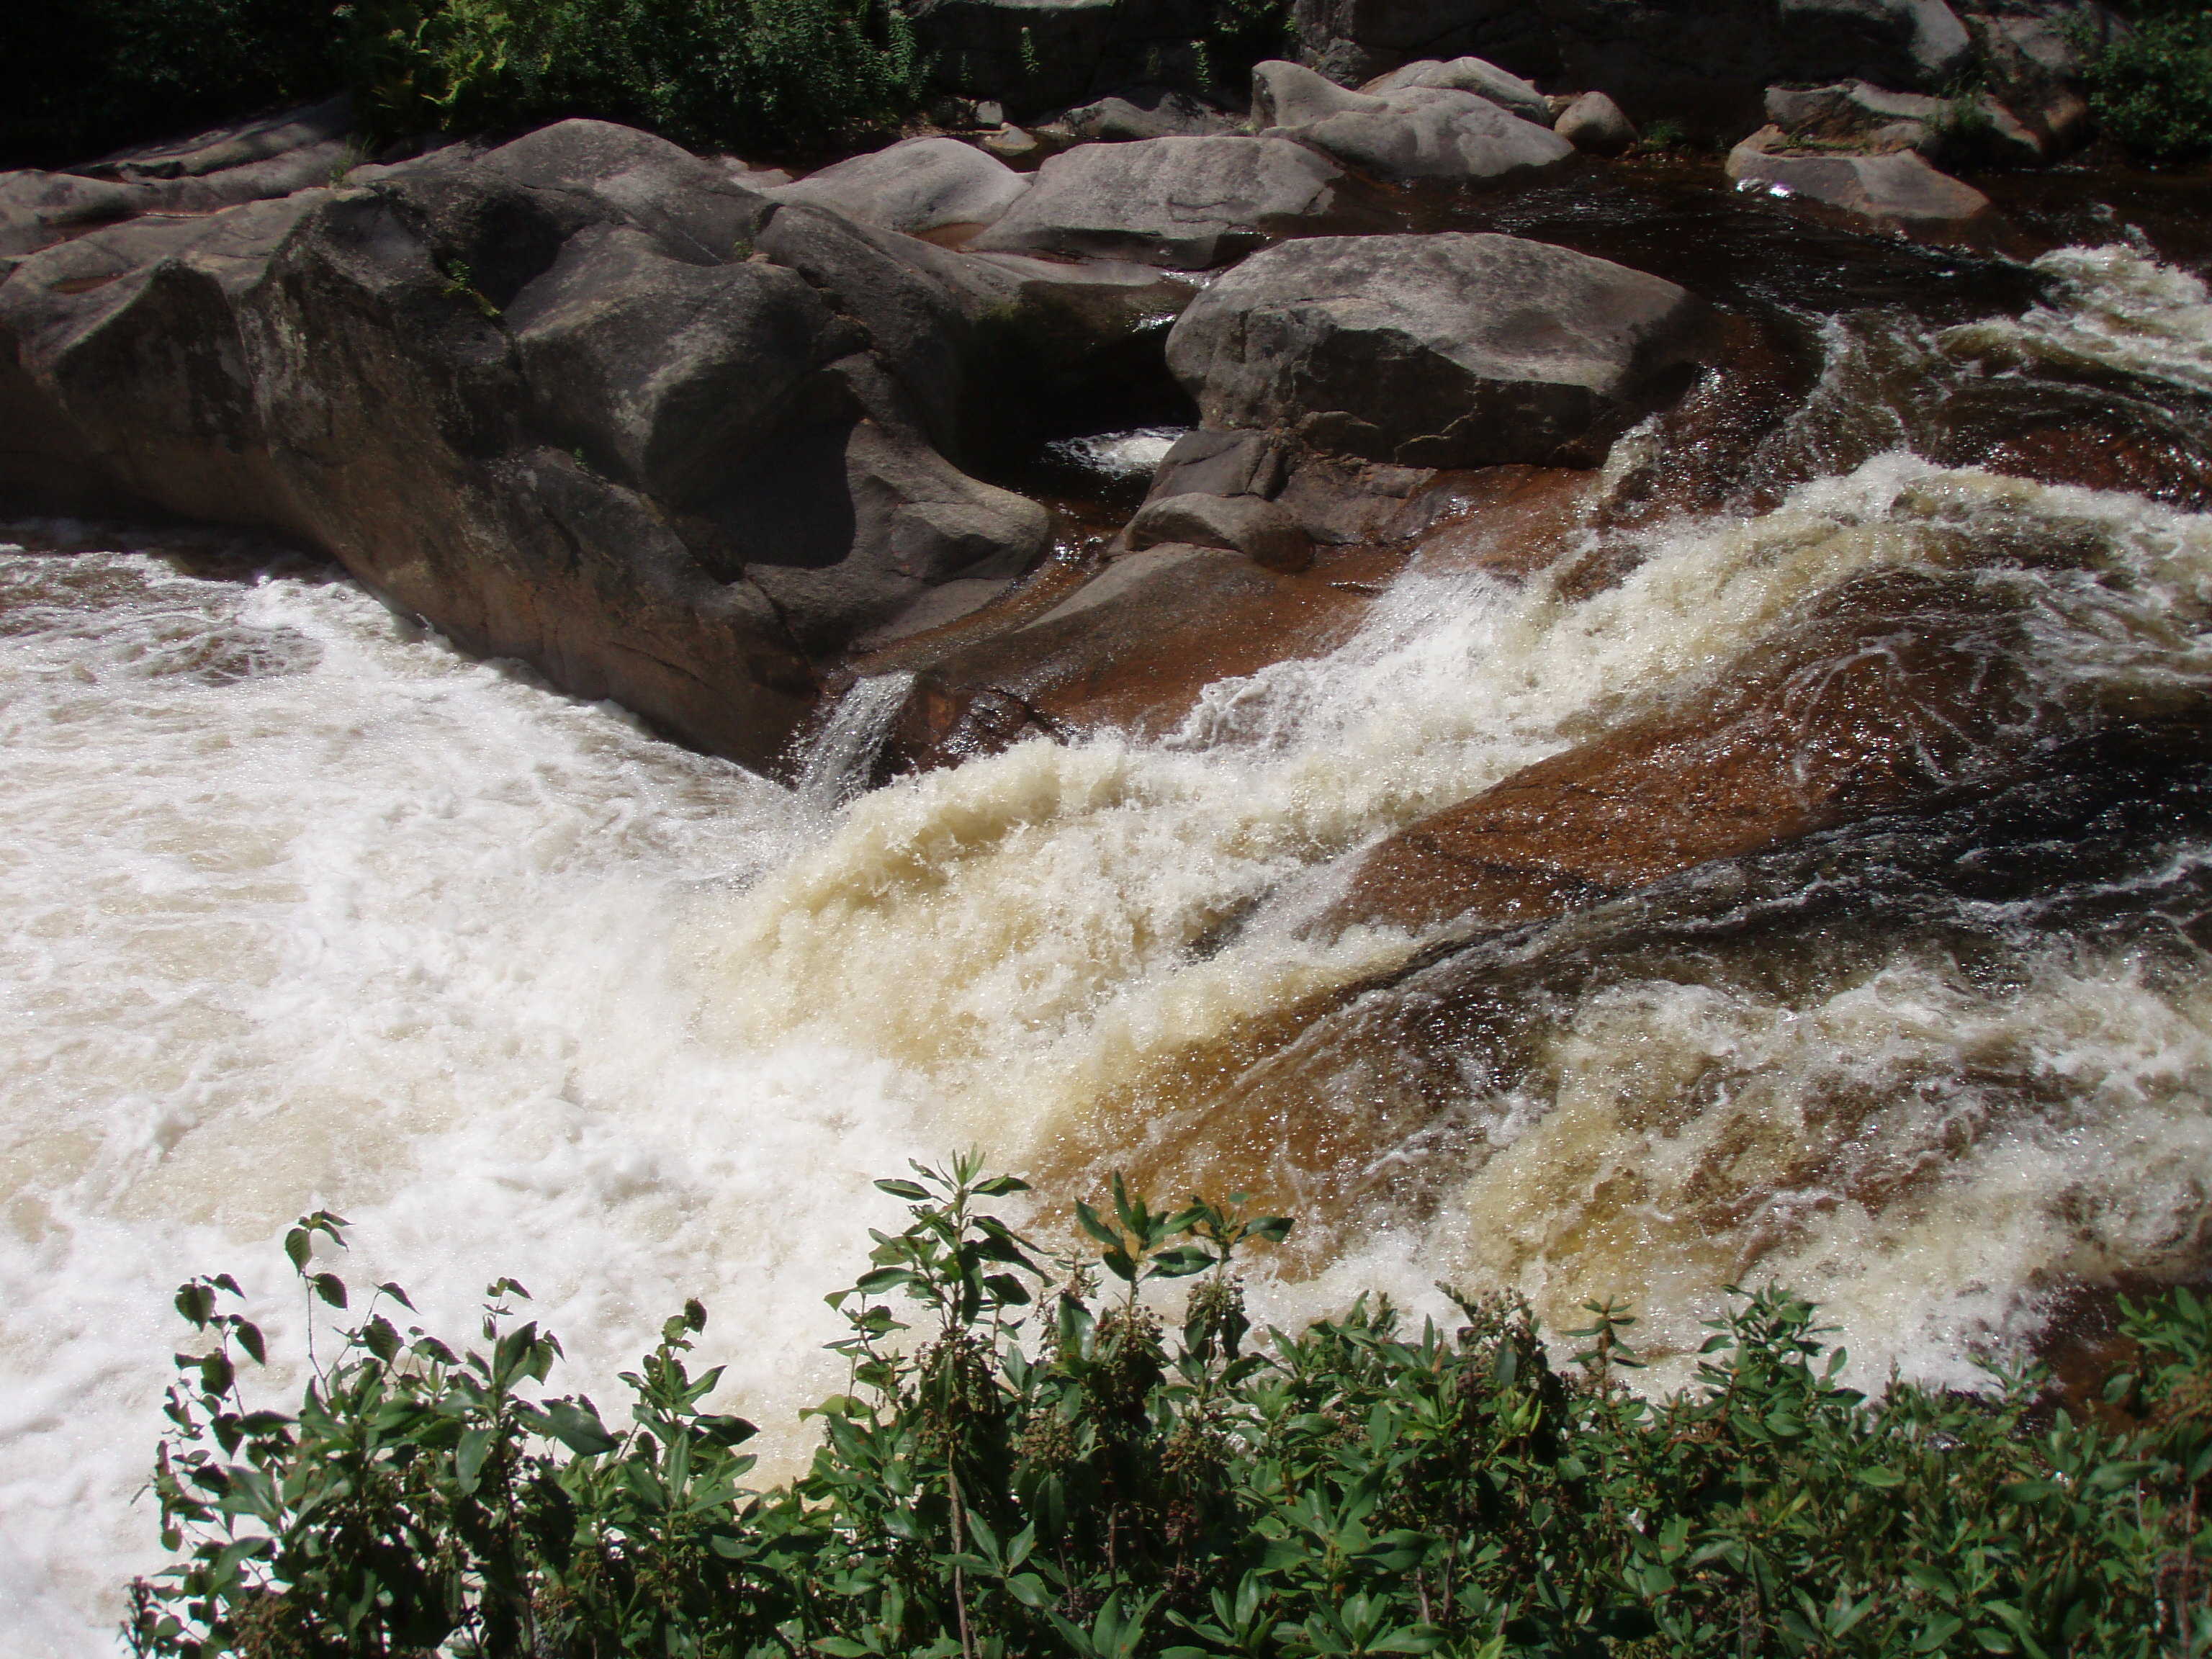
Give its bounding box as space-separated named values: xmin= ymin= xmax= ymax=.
xmin=1323 ymin=566 xmax=2049 ymax=935
xmin=1165 ymin=232 xmax=1707 ymax=469
xmin=883 ymin=539 xmax=1400 ymax=767
xmin=1727 ymin=127 xmax=1992 ymax=233
xmin=766 ymin=135 xmax=1031 ymax=235
xmin=1054 ymin=88 xmax=1240 ymax=141
xmin=968 ymin=135 xmax=1350 ymax=269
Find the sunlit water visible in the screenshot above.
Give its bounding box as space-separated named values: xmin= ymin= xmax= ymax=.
xmin=8 ymin=247 xmax=2212 ymax=1651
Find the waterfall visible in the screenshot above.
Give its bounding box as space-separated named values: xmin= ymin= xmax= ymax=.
xmin=793 ymin=673 xmax=919 ymax=811
xmin=6 ymin=246 xmax=2212 ymax=1653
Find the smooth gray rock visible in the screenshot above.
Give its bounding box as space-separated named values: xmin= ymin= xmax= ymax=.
xmin=1727 ymin=126 xmax=1993 ymax=230
xmin=0 ymin=171 xmax=156 ymax=256
xmin=756 ymin=203 xmax=976 ymax=455
xmin=1253 ymin=59 xmax=1385 ymax=127
xmin=1555 ymin=90 xmax=1636 ymax=155
xmin=1253 ymin=58 xmax=1573 ymax=183
xmin=738 ymin=415 xmax=1052 ymax=650
xmin=766 ymin=135 xmax=1032 ymax=235
xmin=1295 ymin=86 xmax=1574 ymax=181
xmin=1165 ymin=232 xmax=1705 ymax=467
xmin=1292 ymin=0 xmax=1551 ymax=86
xmin=1144 ymin=428 xmax=1287 ymax=500
xmin=1056 ymin=87 xmax=1240 ymax=140
xmin=482 ymin=120 xmax=772 ymax=262
xmin=969 ymin=135 xmax=1349 ymax=268
xmin=505 ymin=224 xmax=844 ymax=501
xmin=1126 ymin=490 xmax=1313 ymax=570
xmin=1361 ymin=55 xmax=1553 ymax=125
xmin=84 ymin=96 xmax=354 ymax=181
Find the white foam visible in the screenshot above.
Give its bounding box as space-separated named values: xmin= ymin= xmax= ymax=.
xmin=0 ymin=550 xmax=938 ymax=1653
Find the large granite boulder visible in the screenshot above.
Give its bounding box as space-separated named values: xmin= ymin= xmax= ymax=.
xmin=968 ymin=135 xmax=1352 ymax=268
xmin=0 ymin=115 xmax=1095 ymax=770
xmin=763 ymin=136 xmax=1032 ymax=235
xmin=1252 ymin=60 xmax=1573 ymax=183
xmin=1164 ymin=233 xmax=1707 ymax=468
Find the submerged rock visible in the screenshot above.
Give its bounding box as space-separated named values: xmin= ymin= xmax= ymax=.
xmin=1164 ymin=232 xmax=1707 ymax=469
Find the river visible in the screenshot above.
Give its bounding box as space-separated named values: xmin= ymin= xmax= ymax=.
xmin=6 ymin=243 xmax=2212 ymax=1650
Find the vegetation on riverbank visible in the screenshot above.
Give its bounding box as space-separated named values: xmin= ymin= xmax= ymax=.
xmin=2088 ymin=0 xmax=2212 ymax=161
xmin=0 ymin=0 xmax=931 ymax=168
xmin=130 ymin=1156 xmax=2212 ymax=1658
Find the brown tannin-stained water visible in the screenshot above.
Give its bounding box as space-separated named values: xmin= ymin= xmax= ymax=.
xmin=8 ymin=241 xmax=2212 ymax=1650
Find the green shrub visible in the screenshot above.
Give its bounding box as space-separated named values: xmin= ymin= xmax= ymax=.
xmin=2087 ymin=5 xmax=2212 ymax=163
xmin=339 ymin=0 xmax=929 ymax=156
xmin=127 ymin=1156 xmax=2212 ymax=1659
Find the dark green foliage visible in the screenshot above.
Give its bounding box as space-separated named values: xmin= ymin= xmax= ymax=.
xmin=0 ymin=0 xmax=342 ymax=170
xmin=338 ymin=0 xmax=929 ymax=156
xmin=2088 ymin=2 xmax=2212 ymax=163
xmin=128 ymin=1156 xmax=2212 ymax=1658
xmin=1 ymin=0 xmax=925 ymax=171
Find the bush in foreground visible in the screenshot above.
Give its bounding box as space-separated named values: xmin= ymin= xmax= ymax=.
xmin=129 ymin=1156 xmax=2212 ymax=1658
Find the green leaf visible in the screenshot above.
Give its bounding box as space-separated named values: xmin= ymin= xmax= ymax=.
xmin=873 ymin=1179 xmax=931 ymax=1201
xmin=1074 ymin=1200 xmax=1122 ymax=1249
xmin=310 ymin=1274 xmax=348 ymax=1309
xmin=1144 ymin=1246 xmax=1214 ymax=1280
xmin=233 ymin=1322 xmax=267 ymax=1367
xmin=455 ymin=1425 xmax=496 ymax=1491
xmin=534 ymin=1399 xmax=620 ymax=1457
xmin=1857 ymin=1465 xmax=1906 ymax=1488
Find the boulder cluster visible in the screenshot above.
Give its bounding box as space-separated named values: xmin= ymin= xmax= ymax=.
xmin=0 ymin=0 xmax=2110 ymax=775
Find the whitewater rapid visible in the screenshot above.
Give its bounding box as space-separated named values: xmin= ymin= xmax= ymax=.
xmin=7 ymin=246 xmax=2212 ymax=1651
